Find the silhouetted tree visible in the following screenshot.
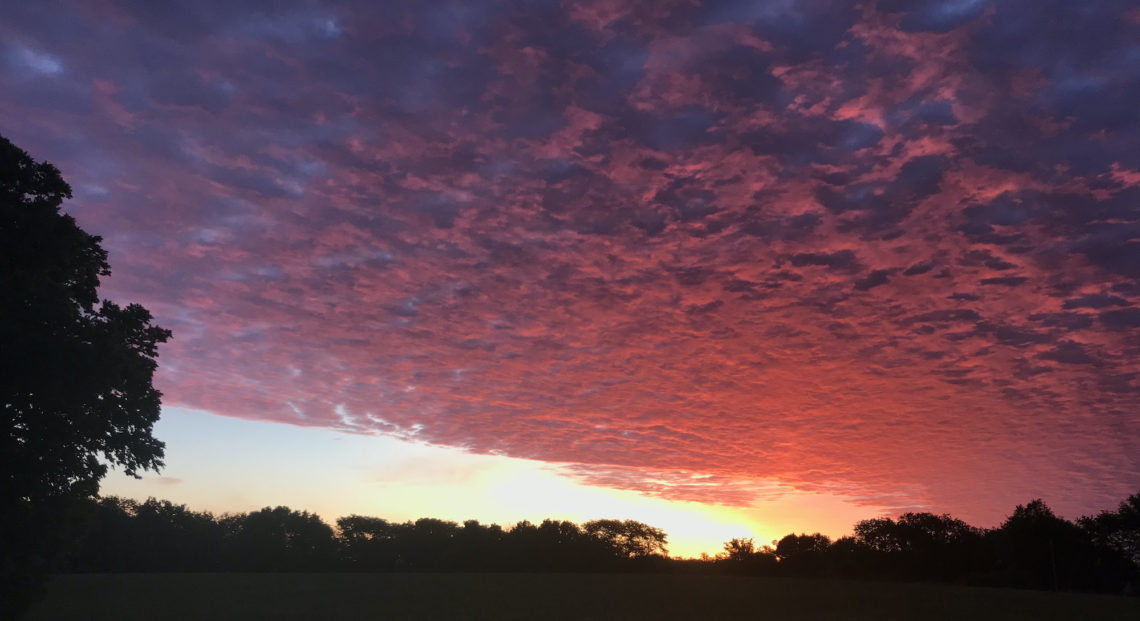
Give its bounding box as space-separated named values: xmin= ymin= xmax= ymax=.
xmin=1 ymin=135 xmax=171 ymax=616
xmin=584 ymin=519 xmax=669 ymax=559
xmin=503 ymin=520 xmax=541 ymax=569
xmin=774 ymin=533 xmax=831 ymax=576
xmin=854 ymin=518 xmax=904 ymax=553
xmin=130 ymin=498 xmax=226 ymax=571
xmin=826 ymin=535 xmax=876 ymax=578
xmin=404 ymin=518 xmax=462 ymax=571
xmin=66 ymin=497 xmax=138 ymax=572
xmin=455 ymin=519 xmax=500 ymax=571
xmin=66 ymin=497 xmax=225 ymax=572
xmin=1080 ymin=492 xmax=1140 ymax=569
xmin=337 ymin=515 xmax=401 ymax=570
xmin=853 ymin=512 xmax=984 ymax=580
xmin=723 ymin=537 xmax=756 ymax=560
xmin=503 ymin=520 xmax=603 ymax=570
xmin=225 ymin=507 xmax=337 ymax=571
xmin=721 ymin=537 xmax=779 ymax=574
xmin=993 ymin=499 xmax=1132 ymax=592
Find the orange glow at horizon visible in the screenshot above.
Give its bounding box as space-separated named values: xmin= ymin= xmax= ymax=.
xmin=101 ymin=408 xmax=886 ymax=558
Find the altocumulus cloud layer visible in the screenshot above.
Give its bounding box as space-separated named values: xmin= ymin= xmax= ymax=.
xmin=3 ymin=0 xmax=1139 ymax=523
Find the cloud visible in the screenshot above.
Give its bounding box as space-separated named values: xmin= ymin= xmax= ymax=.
xmin=7 ymin=44 xmax=63 ymax=75
xmin=2 ymin=0 xmax=1138 ymax=525
xmin=1100 ymin=308 xmax=1140 ymax=330
xmin=979 ymin=276 xmax=1029 ymax=287
xmin=880 ymin=0 xmax=989 ymax=33
xmin=787 ymin=250 xmax=862 ymax=272
xmin=853 ymin=269 xmax=892 ymax=291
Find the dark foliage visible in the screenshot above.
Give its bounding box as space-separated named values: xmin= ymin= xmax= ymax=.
xmin=224 ymin=507 xmax=338 ymax=571
xmin=1080 ymin=493 xmax=1140 ymax=568
xmin=852 ymin=512 xmax=986 ymax=580
xmin=65 ymin=498 xmax=669 ymax=574
xmin=989 ymin=500 xmax=1134 ymax=592
xmin=715 ymin=498 xmax=1137 ymax=595
xmin=583 ymin=519 xmax=669 ymax=559
xmin=1 ymin=134 xmax=171 ymax=617
xmin=59 ymin=493 xmax=1139 ymax=597
xmin=774 ymin=533 xmax=832 ymax=576
xmin=720 ymin=538 xmax=779 ymax=574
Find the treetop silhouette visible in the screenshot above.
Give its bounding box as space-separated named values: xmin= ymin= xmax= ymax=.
xmin=1 ymin=133 xmax=172 ymax=617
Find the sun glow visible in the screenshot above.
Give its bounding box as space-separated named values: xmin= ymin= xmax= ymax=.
xmin=100 ymin=408 xmax=879 ymax=558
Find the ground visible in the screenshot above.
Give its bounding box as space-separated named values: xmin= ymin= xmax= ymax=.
xmin=24 ymin=573 xmax=1140 ymax=620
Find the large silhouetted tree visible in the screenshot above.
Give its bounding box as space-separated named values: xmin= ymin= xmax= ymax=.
xmin=774 ymin=533 xmax=832 ymax=575
xmin=1 ymin=135 xmax=171 ymax=615
xmin=721 ymin=537 xmax=779 ymax=574
xmin=68 ymin=497 xmax=226 ymax=572
xmin=225 ymin=507 xmax=338 ymax=571
xmin=1080 ymin=492 xmax=1140 ymax=568
xmin=338 ymin=515 xmax=401 ymax=570
xmin=994 ymin=499 xmax=1133 ymax=592
xmin=583 ymin=519 xmax=669 ymax=558
xmin=853 ymin=512 xmax=984 ymax=579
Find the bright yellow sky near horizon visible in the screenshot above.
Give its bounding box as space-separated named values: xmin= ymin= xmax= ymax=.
xmin=101 ymin=407 xmax=879 ymax=558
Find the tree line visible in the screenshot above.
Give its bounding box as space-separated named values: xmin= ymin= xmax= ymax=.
xmin=64 ymin=497 xmax=669 ymax=573
xmin=57 ymin=491 xmax=1139 ymax=595
xmin=719 ymin=495 xmax=1139 ymax=594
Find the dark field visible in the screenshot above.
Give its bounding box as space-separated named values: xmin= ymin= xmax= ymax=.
xmin=25 ymin=573 xmax=1140 ymax=620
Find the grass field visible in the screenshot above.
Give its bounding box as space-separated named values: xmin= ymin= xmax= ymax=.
xmin=25 ymin=573 xmax=1140 ymax=620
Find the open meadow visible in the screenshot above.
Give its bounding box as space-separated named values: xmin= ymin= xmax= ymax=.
xmin=25 ymin=573 xmax=1140 ymax=621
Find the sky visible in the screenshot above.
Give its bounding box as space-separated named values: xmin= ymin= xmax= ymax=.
xmin=2 ymin=0 xmax=1139 ymax=557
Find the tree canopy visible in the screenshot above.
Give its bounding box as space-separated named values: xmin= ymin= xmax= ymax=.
xmin=55 ymin=491 xmax=1139 ymax=596
xmin=583 ymin=518 xmax=669 ymax=558
xmin=1080 ymin=493 xmax=1140 ymax=566
xmin=1 ymin=134 xmax=171 ymax=615
xmin=1 ymin=134 xmax=170 ymax=502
